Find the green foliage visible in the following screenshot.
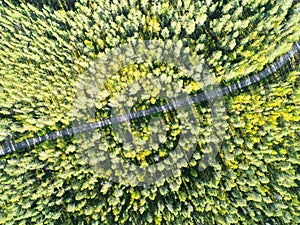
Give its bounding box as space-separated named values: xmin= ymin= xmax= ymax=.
xmin=5 ymin=0 xmax=76 ymax=10
xmin=0 ymin=0 xmax=300 ymax=224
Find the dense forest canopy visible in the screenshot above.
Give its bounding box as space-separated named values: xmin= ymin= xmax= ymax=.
xmin=0 ymin=0 xmax=299 ymax=224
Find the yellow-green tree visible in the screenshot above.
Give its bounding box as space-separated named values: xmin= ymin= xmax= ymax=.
xmin=0 ymin=0 xmax=299 ymax=224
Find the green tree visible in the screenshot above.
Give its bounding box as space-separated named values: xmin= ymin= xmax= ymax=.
xmin=0 ymin=0 xmax=299 ymax=224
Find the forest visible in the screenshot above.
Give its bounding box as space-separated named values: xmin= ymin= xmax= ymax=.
xmin=0 ymin=0 xmax=299 ymax=224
